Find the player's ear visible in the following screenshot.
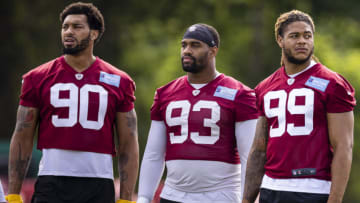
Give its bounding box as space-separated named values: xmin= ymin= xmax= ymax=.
xmin=90 ymin=30 xmax=99 ymax=42
xmin=277 ymin=35 xmax=284 ymax=48
xmin=209 ymin=46 xmax=218 ymax=57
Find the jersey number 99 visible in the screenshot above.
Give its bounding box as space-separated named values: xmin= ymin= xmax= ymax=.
xmin=264 ymin=88 xmax=314 ymax=138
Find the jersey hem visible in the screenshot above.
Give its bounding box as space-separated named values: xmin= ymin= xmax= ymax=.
xmin=38 ymin=170 xmax=114 ymax=180
xmin=37 ymin=147 xmax=115 ymax=156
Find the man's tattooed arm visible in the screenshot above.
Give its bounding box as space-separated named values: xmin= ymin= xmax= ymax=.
xmin=8 ymin=105 xmax=39 ymax=194
xmin=242 ymin=116 xmax=268 ymax=203
xmin=115 ymin=109 xmax=139 ymax=200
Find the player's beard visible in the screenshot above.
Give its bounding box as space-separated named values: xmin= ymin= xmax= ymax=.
xmin=181 ymin=52 xmax=208 ymax=73
xmin=284 ymin=46 xmax=314 ymax=65
xmin=62 ymin=33 xmax=91 ymax=55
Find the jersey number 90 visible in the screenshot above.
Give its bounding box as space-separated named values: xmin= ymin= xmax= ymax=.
xmin=50 ymin=83 xmax=108 ymax=130
xmin=264 ymin=88 xmax=314 ymax=138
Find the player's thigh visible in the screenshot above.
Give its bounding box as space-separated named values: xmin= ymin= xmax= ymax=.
xmin=260 ymin=188 xmax=328 ymax=203
xmin=31 ymin=176 xmax=115 ymax=203
xmin=84 ymin=177 xmax=115 ymax=203
xmin=31 ymin=176 xmax=58 ymax=203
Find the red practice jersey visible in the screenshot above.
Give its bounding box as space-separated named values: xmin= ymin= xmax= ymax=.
xmin=255 ymin=63 xmax=356 ymax=180
xmin=20 ymin=56 xmax=135 ymax=155
xmin=151 ymin=74 xmax=258 ymax=164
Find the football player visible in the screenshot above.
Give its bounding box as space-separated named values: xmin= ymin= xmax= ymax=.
xmin=243 ymin=10 xmax=356 ymax=203
xmin=7 ymin=2 xmax=138 ymax=203
xmin=137 ymin=23 xmax=258 ymax=203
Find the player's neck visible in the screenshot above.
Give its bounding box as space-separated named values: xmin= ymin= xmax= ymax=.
xmin=187 ymin=64 xmax=218 ymax=84
xmin=284 ymin=59 xmax=311 ymax=75
xmin=64 ymin=54 xmax=96 ymax=72
xmin=64 ymin=48 xmax=96 ymax=72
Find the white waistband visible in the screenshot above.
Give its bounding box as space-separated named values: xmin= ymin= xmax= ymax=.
xmin=261 ymin=174 xmax=331 ymax=194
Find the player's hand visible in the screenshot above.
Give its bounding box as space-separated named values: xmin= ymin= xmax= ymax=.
xmin=116 ymin=200 xmax=136 ymax=203
xmin=5 ymin=194 xmax=23 ymax=203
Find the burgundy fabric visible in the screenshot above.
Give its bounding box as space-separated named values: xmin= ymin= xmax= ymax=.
xmin=255 ymin=63 xmax=356 ymax=180
xmin=20 ymin=56 xmax=135 ymax=155
xmin=151 ymin=74 xmax=258 ymax=164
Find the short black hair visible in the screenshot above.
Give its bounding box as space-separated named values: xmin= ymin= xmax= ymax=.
xmin=60 ymin=2 xmax=105 ymax=44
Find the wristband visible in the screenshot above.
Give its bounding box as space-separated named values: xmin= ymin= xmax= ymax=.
xmin=116 ymin=200 xmax=136 ymax=203
xmin=5 ymin=194 xmax=23 ymax=203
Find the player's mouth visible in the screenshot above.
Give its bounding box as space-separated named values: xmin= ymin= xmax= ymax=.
xmin=64 ymin=38 xmax=77 ymax=46
xmin=295 ymin=47 xmax=308 ymax=53
xmin=182 ymin=56 xmax=194 ymax=64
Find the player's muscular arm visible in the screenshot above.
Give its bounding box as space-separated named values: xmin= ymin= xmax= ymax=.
xmin=8 ymin=105 xmax=39 ymax=194
xmin=115 ymin=109 xmax=139 ymax=201
xmin=242 ymin=116 xmax=268 ymax=203
xmin=327 ymin=111 xmax=354 ymax=203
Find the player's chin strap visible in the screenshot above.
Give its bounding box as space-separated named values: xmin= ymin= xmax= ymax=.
xmin=116 ymin=200 xmax=136 ymax=203
xmin=5 ymin=194 xmax=23 ymax=203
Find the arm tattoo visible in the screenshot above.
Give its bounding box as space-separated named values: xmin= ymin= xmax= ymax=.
xmin=15 ymin=106 xmax=36 ymax=133
xmin=118 ymin=153 xmax=129 ymax=181
xmin=14 ymin=143 xmax=31 ymax=180
xmin=125 ymin=110 xmax=137 ymax=136
xmin=9 ymin=106 xmax=36 ymax=193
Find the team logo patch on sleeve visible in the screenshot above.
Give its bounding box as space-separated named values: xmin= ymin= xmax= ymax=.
xmin=99 ymin=71 xmax=121 ymax=87
xmin=214 ymin=86 xmax=238 ymax=101
xmin=305 ymin=76 xmax=329 ymax=92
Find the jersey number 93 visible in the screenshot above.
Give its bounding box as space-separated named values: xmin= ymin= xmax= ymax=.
xmin=166 ymin=100 xmax=220 ymax=145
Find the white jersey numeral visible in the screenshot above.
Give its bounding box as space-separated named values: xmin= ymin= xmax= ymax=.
xmin=264 ymin=90 xmax=287 ymax=138
xmin=50 ymin=83 xmax=108 ymax=130
xmin=191 ymin=100 xmax=220 ymax=144
xmin=264 ymin=88 xmax=314 ymax=138
xmin=287 ymin=88 xmax=314 ymax=135
xmin=166 ymin=100 xmax=220 ymax=144
xmin=166 ymin=100 xmax=190 ymax=144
